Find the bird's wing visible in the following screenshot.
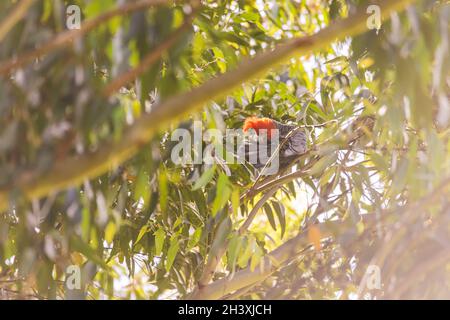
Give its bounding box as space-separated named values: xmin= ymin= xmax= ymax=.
xmin=282 ymin=130 xmax=307 ymax=157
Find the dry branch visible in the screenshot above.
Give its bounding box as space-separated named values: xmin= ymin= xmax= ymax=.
xmin=188 ymin=222 xmax=337 ymax=299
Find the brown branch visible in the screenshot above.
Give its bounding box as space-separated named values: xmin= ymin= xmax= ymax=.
xmin=243 ymin=152 xmax=317 ymax=200
xmin=0 ymin=0 xmax=415 ymax=210
xmin=189 ymin=221 xmax=338 ymax=300
xmin=190 ymin=210 xmax=399 ymax=300
xmin=222 ymin=278 xmax=266 ymax=300
xmin=0 ymin=0 xmax=36 ymax=42
xmin=0 ymin=0 xmax=173 ymax=75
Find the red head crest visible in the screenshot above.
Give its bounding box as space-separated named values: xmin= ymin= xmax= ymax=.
xmin=243 ymin=117 xmax=276 ymax=138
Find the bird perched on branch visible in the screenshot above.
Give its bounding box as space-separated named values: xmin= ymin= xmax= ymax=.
xmin=241 ymin=117 xmax=307 ymax=171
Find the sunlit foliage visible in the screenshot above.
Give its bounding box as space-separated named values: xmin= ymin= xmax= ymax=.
xmin=0 ymin=0 xmax=448 ymax=299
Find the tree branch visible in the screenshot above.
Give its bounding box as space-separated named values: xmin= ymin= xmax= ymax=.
xmin=188 ymin=221 xmax=338 ymax=300
xmin=190 ymin=209 xmax=401 ymax=300
xmin=0 ymin=0 xmax=415 ymax=211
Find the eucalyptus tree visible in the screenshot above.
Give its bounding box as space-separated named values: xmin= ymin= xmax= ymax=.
xmin=0 ymin=0 xmax=448 ymax=299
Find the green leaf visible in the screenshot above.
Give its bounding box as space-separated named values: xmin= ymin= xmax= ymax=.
xmin=81 ymin=207 xmax=90 ymax=242
xmin=159 ymin=171 xmax=168 ymax=216
xmin=210 ymin=217 xmax=232 ymax=256
xmin=134 ymin=169 xmax=150 ymax=205
xmin=319 ymin=166 xmax=336 ymax=187
xmin=192 ymin=165 xmax=216 ymax=190
xmin=264 ymin=203 xmax=277 ymax=231
xmin=325 ymin=56 xmax=348 ymax=67
xmin=188 ymin=227 xmax=202 ymax=250
xmin=237 ymin=237 xmax=254 ymax=268
xmin=370 ymin=152 xmax=389 ymax=172
xmin=105 ymin=222 xmax=117 ymax=244
xmin=211 ymin=173 xmax=231 ymax=216
xmin=308 ymin=153 xmax=338 ymax=176
xmin=390 ymin=157 xmax=409 ymax=195
xmin=231 ymin=188 xmax=240 ymax=218
xmin=212 ymin=47 xmax=226 ymax=73
xmin=71 ymin=236 xmax=110 ymax=270
xmin=240 ymin=11 xmax=260 ymax=22
xmin=250 ymin=245 xmax=263 ymax=272
xmin=165 ymin=238 xmax=179 ymax=272
xmin=135 ymin=225 xmax=149 ymax=246
xmin=227 ymin=233 xmax=242 ymax=272
xmin=272 ymin=201 xmax=286 ymax=238
xmin=154 ymin=229 xmax=165 ymax=256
